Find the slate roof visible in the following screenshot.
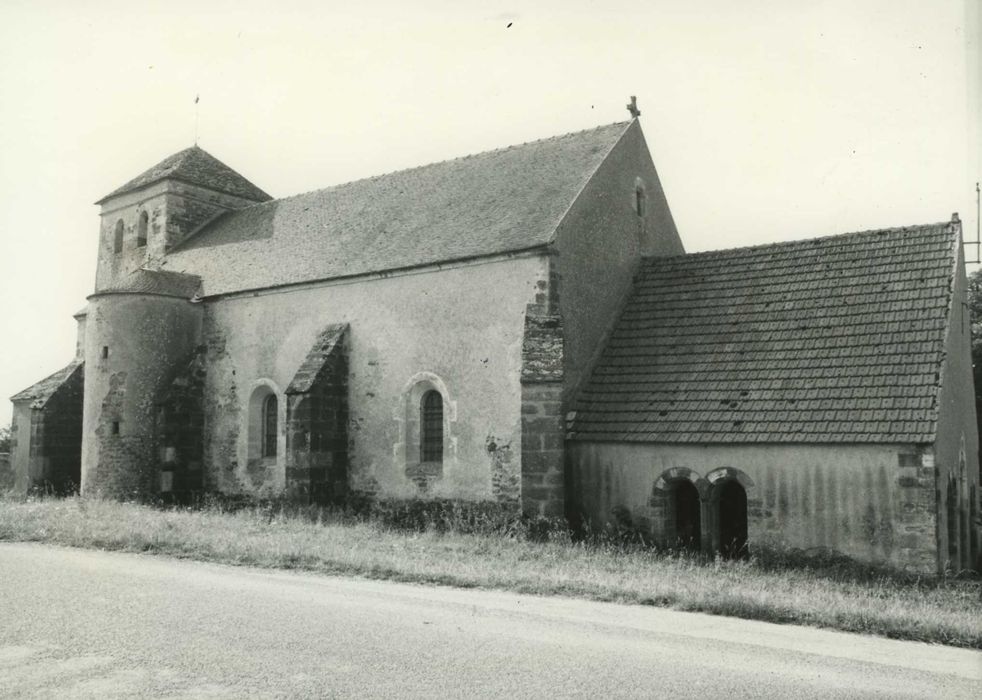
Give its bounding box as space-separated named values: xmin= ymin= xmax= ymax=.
xmin=569 ymin=222 xmax=959 ymax=444
xmin=159 ymin=122 xmax=633 ymax=296
xmin=96 ymin=146 xmax=272 ymax=204
xmin=96 ymin=269 xmax=202 ymax=299
xmin=10 ymin=360 xmax=83 ymax=407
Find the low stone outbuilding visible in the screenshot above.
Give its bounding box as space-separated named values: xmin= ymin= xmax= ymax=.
xmin=568 ymin=221 xmax=980 ymax=573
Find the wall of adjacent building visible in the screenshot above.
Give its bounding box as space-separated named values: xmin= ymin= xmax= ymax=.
xmin=567 ymin=440 xmax=940 ymax=572
xmin=932 ymin=236 xmax=981 ymax=571
xmin=9 ymin=364 xmax=84 ymax=495
xmin=196 ymin=253 xmax=548 ymax=503
xmin=9 ymin=401 xmax=32 ymax=492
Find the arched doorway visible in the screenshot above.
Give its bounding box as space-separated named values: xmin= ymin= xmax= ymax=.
xmin=672 ymin=480 xmax=701 ymax=551
xmin=717 ymin=480 xmax=748 ymax=559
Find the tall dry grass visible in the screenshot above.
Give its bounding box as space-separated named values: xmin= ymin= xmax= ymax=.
xmin=0 ymin=494 xmax=979 ymax=648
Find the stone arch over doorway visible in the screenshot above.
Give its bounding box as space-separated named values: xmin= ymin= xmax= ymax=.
xmin=706 ymin=467 xmax=754 ymax=558
xmin=651 ymin=467 xmax=708 ymax=552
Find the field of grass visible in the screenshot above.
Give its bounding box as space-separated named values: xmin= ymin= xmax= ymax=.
xmin=0 ymin=495 xmax=979 ymax=648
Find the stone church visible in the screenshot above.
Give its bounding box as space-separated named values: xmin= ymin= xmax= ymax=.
xmin=9 ymin=112 xmax=980 ymax=573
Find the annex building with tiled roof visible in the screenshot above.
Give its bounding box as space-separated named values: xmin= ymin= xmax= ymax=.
xmin=9 ymin=112 xmax=979 ymax=573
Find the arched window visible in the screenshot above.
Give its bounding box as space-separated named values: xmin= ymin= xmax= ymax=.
xmin=635 ymin=181 xmax=646 ymax=217
xmin=136 ymin=211 xmax=148 ymax=247
xmin=420 ymin=390 xmax=443 ymax=463
xmin=113 ymin=220 xmax=124 ymax=253
xmin=262 ymin=394 xmax=278 ymax=458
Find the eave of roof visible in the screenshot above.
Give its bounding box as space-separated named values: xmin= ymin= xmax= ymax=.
xmin=91 ymin=268 xmax=202 ymax=300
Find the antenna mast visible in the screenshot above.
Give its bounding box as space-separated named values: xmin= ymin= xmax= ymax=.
xmin=963 ymin=182 xmax=981 ymax=265
xmin=194 ymin=94 xmax=200 ymax=145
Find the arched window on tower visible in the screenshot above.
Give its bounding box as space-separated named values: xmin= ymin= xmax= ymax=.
xmin=262 ymin=394 xmax=278 ymax=458
xmin=420 ymin=390 xmax=443 ymax=463
xmin=113 ymin=220 xmax=124 ymax=253
xmin=136 ymin=211 xmax=148 ymax=247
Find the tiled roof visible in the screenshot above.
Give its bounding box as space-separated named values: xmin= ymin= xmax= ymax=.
xmin=96 ymin=146 xmax=272 ymax=204
xmin=97 ymin=269 xmax=202 ymax=299
xmin=570 ymin=222 xmax=958 ymax=444
xmin=159 ymin=122 xmax=632 ymax=296
xmin=10 ymin=360 xmax=83 ymax=407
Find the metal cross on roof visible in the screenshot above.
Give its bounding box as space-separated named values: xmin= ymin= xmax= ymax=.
xmin=626 ymin=96 xmax=641 ymax=119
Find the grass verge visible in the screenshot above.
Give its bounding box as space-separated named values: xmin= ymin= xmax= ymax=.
xmin=0 ymin=495 xmax=979 ymax=648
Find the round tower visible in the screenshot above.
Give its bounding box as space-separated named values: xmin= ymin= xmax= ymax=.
xmin=80 ymin=270 xmax=202 ymax=498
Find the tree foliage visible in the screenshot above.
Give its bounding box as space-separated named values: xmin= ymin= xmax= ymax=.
xmin=969 ymin=268 xmax=982 ymax=388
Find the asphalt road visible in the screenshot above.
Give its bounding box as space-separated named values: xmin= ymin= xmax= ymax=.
xmin=0 ymin=543 xmax=978 ymax=699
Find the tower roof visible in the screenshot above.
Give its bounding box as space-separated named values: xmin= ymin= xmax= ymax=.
xmin=96 ymin=145 xmax=272 ymax=204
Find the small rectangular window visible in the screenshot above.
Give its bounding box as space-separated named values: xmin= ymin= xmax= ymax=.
xmin=101 ymin=346 xmax=109 ymax=359
xmin=111 ymin=421 xmax=120 ymax=435
xmin=113 ymin=220 xmax=124 ymax=253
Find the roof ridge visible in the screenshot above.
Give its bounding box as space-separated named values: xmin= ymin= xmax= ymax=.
xmin=250 ymin=120 xmax=633 ymax=209
xmin=643 ymin=221 xmax=952 ymax=266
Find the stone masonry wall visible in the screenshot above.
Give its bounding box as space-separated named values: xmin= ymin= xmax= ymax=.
xmin=96 ymin=181 xmax=260 ymax=292
xmin=9 ymin=365 xmax=84 ymax=495
xmin=81 ymin=294 xmax=202 ymax=499
xmin=198 ymin=254 xmax=544 ymax=503
xmin=568 ymin=441 xmax=943 ymax=573
xmin=157 ymin=346 xmax=207 ymax=495
xmin=521 ymin=271 xmax=565 ymax=518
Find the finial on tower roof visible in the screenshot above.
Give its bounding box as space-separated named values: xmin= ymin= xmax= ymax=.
xmin=626 ymin=96 xmax=641 ymax=119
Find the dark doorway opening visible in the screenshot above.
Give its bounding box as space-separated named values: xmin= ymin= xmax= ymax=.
xmin=947 ymin=478 xmax=959 ymax=566
xmin=717 ymin=480 xmax=748 ymax=559
xmin=673 ymin=481 xmax=701 ymax=551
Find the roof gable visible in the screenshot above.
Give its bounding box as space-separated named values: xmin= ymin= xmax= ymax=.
xmin=571 ymin=222 xmax=959 ymax=444
xmin=159 ymin=122 xmax=632 ymax=296
xmin=96 ymin=146 xmax=272 ymax=204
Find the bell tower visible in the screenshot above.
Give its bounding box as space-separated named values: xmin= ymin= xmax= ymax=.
xmin=93 ymin=146 xmax=271 ymax=291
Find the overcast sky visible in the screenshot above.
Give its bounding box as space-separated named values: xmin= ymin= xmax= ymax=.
xmin=0 ymin=0 xmax=979 ymax=428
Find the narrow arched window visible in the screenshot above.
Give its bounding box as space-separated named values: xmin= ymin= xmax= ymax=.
xmin=262 ymin=394 xmax=278 ymax=458
xmin=113 ymin=220 xmax=124 ymax=253
xmin=137 ymin=211 xmax=148 ymax=247
xmin=420 ymin=390 xmax=443 ymax=463
xmin=635 ymin=182 xmax=646 ymax=217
